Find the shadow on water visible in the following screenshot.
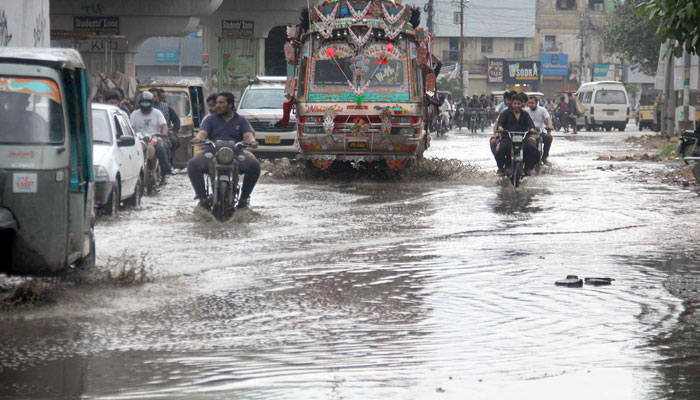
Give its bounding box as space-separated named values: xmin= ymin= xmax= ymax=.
xmin=492 ymin=184 xmax=548 ymax=216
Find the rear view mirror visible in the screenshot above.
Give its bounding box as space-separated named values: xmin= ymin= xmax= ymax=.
xmin=118 ymin=135 xmax=136 ymax=147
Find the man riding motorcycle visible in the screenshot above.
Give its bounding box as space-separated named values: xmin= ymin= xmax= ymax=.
xmin=188 ymin=92 xmax=261 ymax=210
xmin=493 ymin=93 xmax=538 ymax=176
xmin=149 ymin=88 xmax=181 ymax=166
xmin=130 ymin=91 xmax=171 ymax=184
xmin=524 ymin=95 xmax=554 ymax=166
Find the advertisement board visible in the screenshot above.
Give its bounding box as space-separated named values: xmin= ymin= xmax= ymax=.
xmin=488 ymin=58 xmax=504 ymax=83
xmin=593 ymin=64 xmax=615 ymax=81
xmin=504 ymin=60 xmax=540 ymax=84
xmin=541 ymin=53 xmax=568 ymax=76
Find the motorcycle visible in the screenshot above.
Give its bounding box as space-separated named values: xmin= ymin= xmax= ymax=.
xmin=468 ymin=108 xmax=479 ymax=134
xmin=456 ymin=107 xmax=466 ymax=131
xmin=676 ymin=129 xmax=700 ymax=182
xmin=195 ymin=140 xmax=249 ymax=222
xmin=435 ymin=111 xmax=449 ymax=137
xmin=503 ymin=130 xmax=528 ymax=187
xmin=551 ymin=114 xmax=562 ymax=132
xmin=136 ymin=133 xmax=162 ymax=194
xmin=533 ymin=128 xmax=549 ymax=173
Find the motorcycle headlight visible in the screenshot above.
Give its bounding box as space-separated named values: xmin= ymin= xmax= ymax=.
xmin=216 ymin=147 xmax=235 ymax=164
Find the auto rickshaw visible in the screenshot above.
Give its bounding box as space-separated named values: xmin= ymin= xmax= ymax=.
xmin=138 ymin=77 xmax=206 ymax=168
xmin=0 ymin=48 xmax=95 ymax=275
xmin=638 ymin=89 xmax=660 ymax=131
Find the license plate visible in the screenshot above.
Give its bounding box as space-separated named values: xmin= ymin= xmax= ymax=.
xmin=347 ymin=141 xmax=368 ymax=150
xmin=606 ymin=111 xmax=615 ymax=116
xmin=512 ymin=135 xmax=523 ymax=143
xmin=265 ymin=136 xmax=280 ymax=144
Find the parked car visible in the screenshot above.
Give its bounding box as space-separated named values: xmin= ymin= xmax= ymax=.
xmin=92 ymin=103 xmax=144 ymax=216
xmin=575 ymin=81 xmax=630 ymax=131
xmin=237 ymin=76 xmax=298 ymax=159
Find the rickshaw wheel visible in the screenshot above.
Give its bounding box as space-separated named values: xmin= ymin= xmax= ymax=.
xmin=75 ymin=236 xmax=95 ymax=270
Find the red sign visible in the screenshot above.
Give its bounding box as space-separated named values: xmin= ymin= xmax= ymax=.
xmin=488 ymin=58 xmax=504 ymax=83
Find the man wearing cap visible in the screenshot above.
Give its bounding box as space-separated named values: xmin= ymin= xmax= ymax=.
xmin=130 ymin=91 xmax=172 ymax=184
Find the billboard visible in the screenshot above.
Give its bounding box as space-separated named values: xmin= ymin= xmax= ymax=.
xmin=593 ymin=64 xmax=615 ymax=81
xmin=541 ymin=53 xmax=568 ymax=76
xmin=488 ymin=58 xmax=504 ymax=83
xmin=504 ymin=60 xmax=540 ymax=84
xmin=222 ymin=20 xmax=254 ymax=38
xmin=74 ymin=16 xmax=119 ymax=35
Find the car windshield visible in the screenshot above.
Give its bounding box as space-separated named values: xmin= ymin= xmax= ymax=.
xmin=164 ymin=91 xmax=191 ymax=117
xmin=595 ymin=90 xmax=626 ymax=104
xmin=0 ymin=77 xmax=64 ymax=145
xmin=91 ymin=109 xmax=112 ymax=144
xmin=239 ymin=88 xmax=285 ymax=110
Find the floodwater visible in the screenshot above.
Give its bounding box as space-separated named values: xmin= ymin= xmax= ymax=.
xmin=3 ymin=125 xmax=700 ymax=399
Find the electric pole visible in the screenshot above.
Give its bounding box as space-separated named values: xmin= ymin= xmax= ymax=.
xmin=425 ymin=0 xmax=435 ymax=34
xmin=578 ymin=7 xmax=590 ymax=83
xmin=459 ymin=0 xmax=464 ymax=94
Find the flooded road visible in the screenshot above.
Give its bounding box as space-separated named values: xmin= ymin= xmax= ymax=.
xmin=3 ymin=125 xmax=700 ymax=399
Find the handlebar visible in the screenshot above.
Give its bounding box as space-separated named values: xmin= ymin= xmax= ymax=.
xmin=191 ymin=139 xmax=250 ymax=150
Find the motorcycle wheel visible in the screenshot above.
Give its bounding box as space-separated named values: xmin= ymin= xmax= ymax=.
xmin=511 ymin=161 xmax=522 ymax=187
xmin=213 ymin=181 xmax=233 ymax=222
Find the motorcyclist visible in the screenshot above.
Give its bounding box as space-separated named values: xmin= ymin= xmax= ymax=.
xmin=468 ymin=94 xmax=484 ymax=129
xmin=104 ymin=89 xmax=131 ymax=114
xmin=524 ymin=95 xmax=554 ymax=166
xmin=456 ymin=96 xmax=469 ymax=127
xmin=150 ymin=88 xmax=180 ymax=166
xmin=130 ymin=91 xmax=171 ymax=184
xmin=438 ymin=94 xmax=452 ymax=132
xmin=495 ymin=93 xmax=538 ymax=176
xmin=188 ymin=92 xmax=260 ymax=209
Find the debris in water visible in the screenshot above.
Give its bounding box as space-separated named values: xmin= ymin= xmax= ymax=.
xmin=584 ymin=277 xmax=614 ymax=286
xmin=555 ymin=275 xmax=583 ymax=287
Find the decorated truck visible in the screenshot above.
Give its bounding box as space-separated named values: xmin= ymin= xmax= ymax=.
xmin=283 ymin=0 xmax=440 ymax=170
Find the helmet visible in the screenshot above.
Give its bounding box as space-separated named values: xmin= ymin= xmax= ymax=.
xmin=139 ymin=91 xmax=154 ymax=109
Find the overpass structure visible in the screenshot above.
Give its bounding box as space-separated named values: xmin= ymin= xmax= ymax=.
xmin=45 ymin=0 xmax=309 ymax=95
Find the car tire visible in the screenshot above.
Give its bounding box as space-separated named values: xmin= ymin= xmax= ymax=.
xmin=605 ymin=126 xmax=612 ymax=132
xmin=126 ymin=175 xmax=143 ymax=208
xmin=104 ymin=182 xmax=120 ymax=216
xmin=619 ymin=124 xmax=626 ymax=132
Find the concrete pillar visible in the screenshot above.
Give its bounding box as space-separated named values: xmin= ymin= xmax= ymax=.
xmin=0 ymin=0 xmax=50 ymax=48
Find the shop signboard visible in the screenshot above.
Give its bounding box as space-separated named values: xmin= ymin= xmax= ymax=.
xmin=541 ymin=53 xmax=568 ymax=76
xmin=73 ymin=16 xmax=119 ymax=35
xmin=222 ymin=20 xmax=254 ymax=38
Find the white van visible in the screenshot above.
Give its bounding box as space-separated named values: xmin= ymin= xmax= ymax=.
xmin=575 ymin=81 xmax=630 ymax=131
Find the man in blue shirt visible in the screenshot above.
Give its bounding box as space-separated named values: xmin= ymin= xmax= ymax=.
xmin=187 ymin=92 xmax=260 ymax=209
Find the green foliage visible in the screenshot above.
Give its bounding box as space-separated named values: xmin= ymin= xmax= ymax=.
xmin=639 ymin=0 xmax=700 ymax=56
xmin=436 ymin=79 xmax=463 ymax=99
xmin=624 ymin=83 xmax=640 ymax=99
xmin=604 ymin=0 xmax=661 ymax=74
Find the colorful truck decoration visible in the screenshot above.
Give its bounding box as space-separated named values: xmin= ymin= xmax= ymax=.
xmin=285 ymin=0 xmax=440 ymax=170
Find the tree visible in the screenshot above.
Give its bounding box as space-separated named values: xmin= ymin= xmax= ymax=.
xmin=436 ymin=79 xmax=464 ymax=99
xmin=604 ymin=0 xmax=661 ymax=74
xmin=639 ymin=0 xmax=700 ymax=56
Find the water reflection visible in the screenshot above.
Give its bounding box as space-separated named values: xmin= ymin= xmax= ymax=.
xmin=492 ymin=184 xmax=547 ymax=216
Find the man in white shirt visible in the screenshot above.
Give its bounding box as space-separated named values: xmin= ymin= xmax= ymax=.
xmin=524 ymin=95 xmax=554 ymax=165
xmin=439 ymin=95 xmax=452 ymax=130
xmin=130 ymin=91 xmax=172 ymax=182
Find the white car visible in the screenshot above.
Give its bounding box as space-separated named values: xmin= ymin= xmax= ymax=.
xmin=237 ymin=76 xmax=298 ymax=159
xmin=92 ymin=103 xmax=144 ymax=216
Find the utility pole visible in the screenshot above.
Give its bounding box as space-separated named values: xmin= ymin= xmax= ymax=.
xmin=459 ymin=0 xmax=465 ymax=94
xmin=682 ymin=45 xmax=691 ymax=131
xmin=662 ymin=40 xmax=675 ymax=136
xmin=425 ymin=0 xmax=435 ymax=34
xmin=578 ymin=7 xmax=591 ymax=83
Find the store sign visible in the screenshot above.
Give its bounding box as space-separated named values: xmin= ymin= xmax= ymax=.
xmin=77 ymin=38 xmax=128 ymax=53
xmin=504 ymin=61 xmax=540 ymax=84
xmin=156 ymin=51 xmax=179 ymax=63
xmin=488 ymin=58 xmax=504 ymax=83
xmin=593 ymin=63 xmax=615 ymax=81
xmin=541 ymin=53 xmax=568 ymax=76
xmin=73 ymin=16 xmax=119 ymax=35
xmin=222 ymin=20 xmax=254 ymax=38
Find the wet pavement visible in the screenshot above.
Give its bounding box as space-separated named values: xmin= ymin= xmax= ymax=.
xmin=3 ymin=124 xmax=700 ymax=399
